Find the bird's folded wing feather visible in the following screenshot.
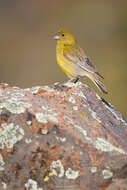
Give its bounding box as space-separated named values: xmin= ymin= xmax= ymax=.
xmin=63 ymin=45 xmax=104 ymax=79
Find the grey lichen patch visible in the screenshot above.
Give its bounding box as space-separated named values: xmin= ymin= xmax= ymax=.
xmin=74 ymin=125 xmax=93 ymax=143
xmin=40 ymin=85 xmax=55 ymax=92
xmin=35 ymin=113 xmax=58 ymax=124
xmin=88 ymin=108 xmax=101 ymax=123
xmin=0 ymin=89 xmax=3 ymax=96
xmin=90 ymin=166 xmax=97 ymax=173
xmin=50 ymin=160 xmax=79 ymax=180
xmin=26 ymin=85 xmax=54 ymax=94
xmin=0 ymin=123 xmax=24 ymax=149
xmin=73 ymin=106 xmax=78 ymax=111
xmin=64 ymin=116 xmax=73 ymax=125
xmin=74 ymin=125 xmax=127 ymax=155
xmin=0 ymin=90 xmax=31 ymax=114
xmin=65 ymin=168 xmax=79 ymax=179
xmin=56 ymin=136 xmax=66 ymax=142
xmin=120 ymin=116 xmax=127 ymax=126
xmin=102 ymin=169 xmax=113 ymax=179
xmin=41 ymin=105 xmax=54 ymax=112
xmin=25 ymin=138 xmax=32 ymax=144
xmin=50 ymin=160 xmax=64 ymax=178
xmin=95 ymin=138 xmax=127 ymax=154
xmin=25 ymin=179 xmax=43 ymax=190
xmin=35 ymin=113 xmax=47 ymax=124
xmin=64 ymin=81 xmax=82 ymax=88
xmin=26 ymin=120 xmax=32 ymax=125
xmin=0 ymin=154 xmax=5 ymax=171
xmin=96 ymin=93 xmax=101 ymax=100
xmin=2 ymin=182 xmax=7 ymax=189
xmin=69 ymin=96 xmax=76 ymax=104
xmin=25 ymin=86 xmax=41 ymax=94
xmin=41 ymin=129 xmax=48 ymax=135
xmin=74 ymin=125 xmax=87 ymax=137
xmin=72 ymin=91 xmax=86 ymax=100
xmin=104 ymin=163 xmax=110 ymax=169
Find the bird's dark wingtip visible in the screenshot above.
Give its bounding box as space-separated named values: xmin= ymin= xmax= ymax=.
xmin=95 ymin=72 xmax=104 ymax=79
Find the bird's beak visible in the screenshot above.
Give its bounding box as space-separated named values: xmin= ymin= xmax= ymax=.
xmin=53 ymin=34 xmax=61 ymax=40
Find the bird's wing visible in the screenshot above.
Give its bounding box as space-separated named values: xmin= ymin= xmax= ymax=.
xmin=63 ymin=45 xmax=104 ymax=79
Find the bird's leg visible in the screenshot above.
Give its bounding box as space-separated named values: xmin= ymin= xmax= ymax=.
xmin=54 ymin=77 xmax=80 ymax=90
xmin=68 ymin=77 xmax=79 ymax=83
xmin=73 ymin=77 xmax=79 ymax=83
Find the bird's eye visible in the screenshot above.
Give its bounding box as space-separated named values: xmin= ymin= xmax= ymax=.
xmin=61 ymin=34 xmax=65 ymax=37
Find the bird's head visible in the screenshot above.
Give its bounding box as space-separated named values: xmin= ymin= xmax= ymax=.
xmin=54 ymin=29 xmax=76 ymax=44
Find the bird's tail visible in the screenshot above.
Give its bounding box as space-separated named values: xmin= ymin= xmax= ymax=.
xmin=87 ymin=73 xmax=108 ymax=94
xmin=93 ymin=78 xmax=108 ymax=94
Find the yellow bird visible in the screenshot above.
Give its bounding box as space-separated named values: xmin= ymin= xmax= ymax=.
xmin=54 ymin=29 xmax=108 ymax=94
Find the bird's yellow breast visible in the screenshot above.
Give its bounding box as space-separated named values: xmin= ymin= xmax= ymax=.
xmin=56 ymin=44 xmax=74 ymax=78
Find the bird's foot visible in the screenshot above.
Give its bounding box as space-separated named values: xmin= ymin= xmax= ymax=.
xmin=68 ymin=77 xmax=79 ymax=83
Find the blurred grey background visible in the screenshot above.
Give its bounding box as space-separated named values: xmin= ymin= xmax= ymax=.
xmin=0 ymin=0 xmax=127 ymax=117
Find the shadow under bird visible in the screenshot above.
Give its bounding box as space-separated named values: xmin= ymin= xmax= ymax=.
xmin=54 ymin=29 xmax=108 ymax=94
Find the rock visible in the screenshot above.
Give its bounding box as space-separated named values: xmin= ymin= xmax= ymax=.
xmin=0 ymin=82 xmax=127 ymax=190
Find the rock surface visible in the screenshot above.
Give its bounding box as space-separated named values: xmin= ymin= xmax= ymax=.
xmin=0 ymin=82 xmax=127 ymax=190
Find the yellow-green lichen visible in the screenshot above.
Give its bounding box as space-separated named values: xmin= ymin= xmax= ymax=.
xmin=80 ymin=112 xmax=88 ymax=120
xmin=43 ymin=176 xmax=49 ymax=182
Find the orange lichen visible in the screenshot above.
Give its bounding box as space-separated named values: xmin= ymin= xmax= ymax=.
xmin=37 ymin=89 xmax=48 ymax=95
xmin=68 ymin=152 xmax=81 ymax=169
xmin=34 ymin=160 xmax=41 ymax=167
xmin=28 ymin=118 xmax=43 ymax=133
xmin=17 ymin=174 xmax=23 ymax=179
xmin=12 ymin=162 xmax=22 ymax=176
xmin=61 ymin=157 xmax=66 ymax=167
xmin=30 ymin=166 xmax=37 ymax=174
xmin=1 ymin=148 xmax=14 ymax=159
xmin=81 ymin=184 xmax=87 ymax=190
xmin=99 ymin=180 xmax=112 ymax=188
xmin=89 ymin=150 xmax=104 ymax=166
xmin=79 ymin=170 xmax=84 ymax=176
xmin=75 ymin=138 xmax=79 ymax=145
